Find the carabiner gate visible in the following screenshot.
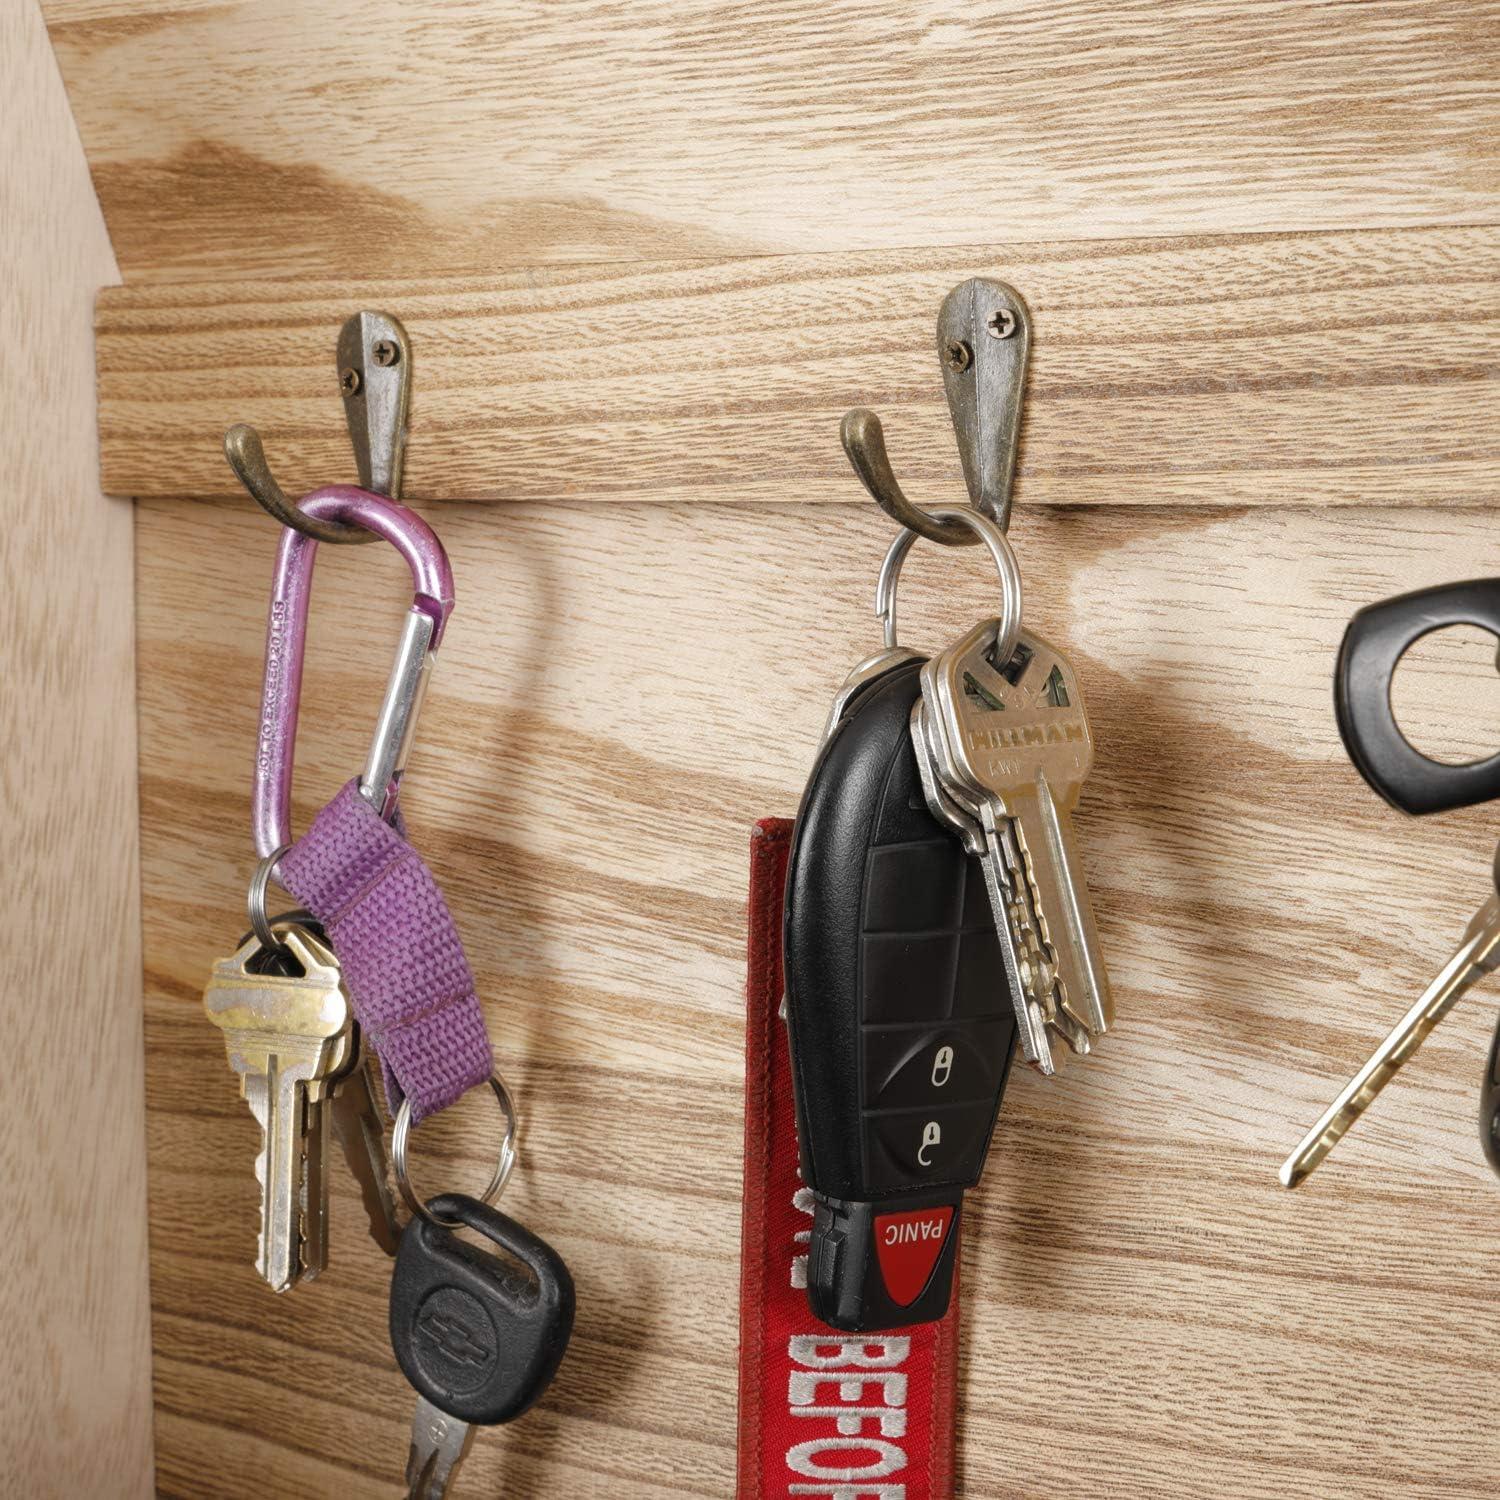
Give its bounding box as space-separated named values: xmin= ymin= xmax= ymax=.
xmin=253 ymin=485 xmax=456 ymax=865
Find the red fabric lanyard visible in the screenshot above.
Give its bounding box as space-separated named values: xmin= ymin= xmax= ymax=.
xmin=737 ymin=820 xmax=961 ymax=1499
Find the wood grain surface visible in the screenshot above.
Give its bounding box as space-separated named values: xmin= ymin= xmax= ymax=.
xmin=95 ymin=225 xmax=1500 ymax=509
xmin=41 ymin=0 xmax=1500 ymax=284
xmin=0 ymin=2 xmax=154 ymax=1493
xmin=43 ymin=0 xmax=1500 ymax=1494
xmin=137 ymin=491 xmax=1500 ymax=1499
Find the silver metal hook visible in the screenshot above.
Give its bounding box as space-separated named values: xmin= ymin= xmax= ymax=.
xmin=224 ymin=310 xmax=412 ymax=543
xmin=842 ymin=278 xmax=1032 ymax=545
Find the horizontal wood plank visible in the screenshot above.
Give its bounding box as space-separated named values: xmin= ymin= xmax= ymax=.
xmin=42 ymin=0 xmax=1500 ymax=283
xmin=137 ymin=492 xmax=1500 ymax=1497
xmin=97 ymin=226 xmax=1500 ymax=508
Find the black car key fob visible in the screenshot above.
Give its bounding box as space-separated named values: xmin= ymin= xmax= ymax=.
xmin=390 ymin=1193 xmax=575 ymax=1426
xmin=784 ymin=657 xmax=1018 ymax=1331
xmin=1335 ymin=578 xmax=1500 ymax=815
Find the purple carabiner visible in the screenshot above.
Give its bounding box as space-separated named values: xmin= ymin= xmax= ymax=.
xmin=253 ymin=485 xmax=456 ymax=863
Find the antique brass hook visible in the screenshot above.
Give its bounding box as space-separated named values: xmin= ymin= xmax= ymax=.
xmin=224 ymin=310 xmax=412 ymax=544
xmin=841 ymin=278 xmax=1032 ymax=545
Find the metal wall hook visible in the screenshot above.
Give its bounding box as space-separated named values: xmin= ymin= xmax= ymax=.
xmin=224 ymin=310 xmax=413 ymax=544
xmin=224 ymin=423 xmax=373 ymax=544
xmin=841 ymin=278 xmax=1032 ymax=545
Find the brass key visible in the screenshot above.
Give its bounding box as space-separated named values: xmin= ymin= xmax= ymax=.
xmin=204 ymin=924 xmax=352 ymax=1290
xmin=1280 ymin=891 xmax=1500 ymax=1188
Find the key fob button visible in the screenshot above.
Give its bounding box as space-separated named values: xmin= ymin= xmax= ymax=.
xmin=861 ymin=932 xmax=959 ymax=1023
xmin=863 ymin=1022 xmax=1011 ymax=1108
xmin=862 ymin=1102 xmax=999 ymax=1190
xmin=864 ymin=839 xmax=966 ymax=931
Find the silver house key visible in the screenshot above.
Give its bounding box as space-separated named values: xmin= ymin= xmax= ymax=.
xmin=203 ymin=923 xmax=353 ymax=1291
xmin=923 ymin=617 xmax=1113 ymax=1070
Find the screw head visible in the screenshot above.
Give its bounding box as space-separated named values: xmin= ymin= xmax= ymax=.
xmin=944 ymin=338 xmax=974 ymax=372
xmin=986 ymin=309 xmax=1017 ymax=340
xmin=339 ymin=366 xmax=362 ymax=395
xmin=372 ymin=339 xmax=399 ymax=368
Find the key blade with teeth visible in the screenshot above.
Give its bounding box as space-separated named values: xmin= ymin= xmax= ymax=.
xmin=980 ymin=799 xmax=1091 ymax=1062
xmin=915 ymin=667 xmax=1060 ymax=1072
xmin=926 ymin=621 xmax=1113 ymax=1050
xmin=299 ymin=1020 xmax=355 ymax=1284
xmin=204 ymin=924 xmax=352 ymax=1291
xmin=405 ymin=1395 xmax=475 ymax=1500
xmin=1280 ymin=892 xmax=1500 ymax=1189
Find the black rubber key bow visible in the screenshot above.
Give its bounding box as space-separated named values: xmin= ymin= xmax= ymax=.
xmin=390 ymin=1193 xmax=575 ymax=1498
xmin=784 ymin=658 xmax=1018 ymax=1331
xmin=1335 ymin=578 xmax=1500 ymax=815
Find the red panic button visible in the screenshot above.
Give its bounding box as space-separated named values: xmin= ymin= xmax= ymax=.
xmin=873 ymin=1207 xmax=956 ymax=1306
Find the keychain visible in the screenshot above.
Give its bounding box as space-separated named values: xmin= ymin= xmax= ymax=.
xmin=204 ymin=484 xmax=466 ymax=1289
xmin=737 ymin=280 xmax=1117 ymax=1499
xmin=202 ymin=468 xmax=574 ymax=1497
xmin=782 ymin=279 xmax=1115 ymax=1334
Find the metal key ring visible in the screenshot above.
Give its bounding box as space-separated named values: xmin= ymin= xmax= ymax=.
xmin=392 ymin=1073 xmax=519 ymax=1228
xmin=875 ymin=506 xmax=1024 ymax=662
xmin=247 ymin=844 xmax=293 ymax=951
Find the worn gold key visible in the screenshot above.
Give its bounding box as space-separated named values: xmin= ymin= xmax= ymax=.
xmin=1280 ymin=890 xmax=1500 ymax=1188
xmin=204 ymin=923 xmax=352 ymax=1289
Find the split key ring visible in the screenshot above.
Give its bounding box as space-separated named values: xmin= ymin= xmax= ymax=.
xmin=875 ymin=505 xmax=1024 ymax=664
xmin=392 ymin=1073 xmax=520 ymax=1228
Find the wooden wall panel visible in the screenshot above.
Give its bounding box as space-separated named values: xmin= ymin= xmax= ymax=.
xmin=41 ymin=0 xmax=1500 ymax=283
xmin=0 ymin=1 xmax=154 ymax=1492
xmin=96 ymin=226 xmax=1500 ymax=507
xmin=45 ymin=0 xmax=1500 ymax=1495
xmin=138 ymin=492 xmax=1500 ymax=1498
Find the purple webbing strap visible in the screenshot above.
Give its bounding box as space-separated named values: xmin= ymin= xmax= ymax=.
xmin=279 ymin=779 xmax=493 ymax=1123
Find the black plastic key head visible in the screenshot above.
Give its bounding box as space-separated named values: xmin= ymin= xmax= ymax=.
xmin=1335 ymin=579 xmax=1500 ymax=815
xmin=784 ymin=658 xmax=1017 ymax=1332
xmin=390 ymin=1193 xmax=575 ymax=1427
xmin=1480 ymin=1013 xmax=1500 ymax=1183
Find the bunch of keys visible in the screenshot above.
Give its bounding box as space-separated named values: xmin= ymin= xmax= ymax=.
xmin=203 ymin=482 xmax=574 ymax=1495
xmin=785 ymin=280 xmax=1114 ymax=1330
xmin=893 ymin=511 xmax=1113 ymax=1075
xmin=208 ymin=921 xmax=575 ymax=1497
xmin=203 ymin=479 xmax=450 ymax=1291
xmin=1282 ymin=579 xmax=1500 ymax=1188
xmin=204 ymin=917 xmax=398 ymax=1290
